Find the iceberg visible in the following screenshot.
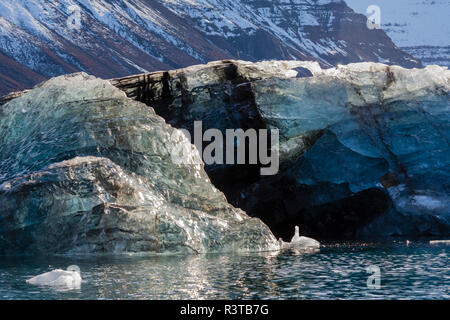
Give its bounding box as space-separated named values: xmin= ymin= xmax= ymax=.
xmin=1 ymin=60 xmax=449 ymax=243
xmin=0 ymin=73 xmax=279 ymax=255
xmin=251 ymin=63 xmax=450 ymax=238
xmin=106 ymin=60 xmax=450 ymax=239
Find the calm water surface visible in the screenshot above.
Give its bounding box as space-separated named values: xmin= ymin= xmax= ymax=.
xmin=0 ymin=242 xmax=448 ymax=300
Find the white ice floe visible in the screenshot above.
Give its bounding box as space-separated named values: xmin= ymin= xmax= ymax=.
xmin=430 ymin=240 xmax=450 ymax=245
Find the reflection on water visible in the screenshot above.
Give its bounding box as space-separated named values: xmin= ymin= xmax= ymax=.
xmin=0 ymin=242 xmax=448 ymax=300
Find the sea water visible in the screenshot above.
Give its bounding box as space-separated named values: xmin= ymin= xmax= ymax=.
xmin=0 ymin=242 xmax=448 ymax=300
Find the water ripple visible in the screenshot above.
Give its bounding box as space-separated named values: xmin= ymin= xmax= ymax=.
xmin=0 ymin=242 xmax=448 ymax=300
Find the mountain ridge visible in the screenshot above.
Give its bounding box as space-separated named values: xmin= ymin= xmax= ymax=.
xmin=345 ymin=0 xmax=450 ymax=67
xmin=0 ymin=0 xmax=421 ymax=95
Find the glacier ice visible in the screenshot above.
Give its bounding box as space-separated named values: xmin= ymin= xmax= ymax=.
xmin=252 ymin=63 xmax=450 ymax=238
xmin=1 ymin=60 xmax=449 ymax=243
xmin=0 ymin=73 xmax=279 ymax=255
xmin=106 ymin=60 xmax=450 ymax=239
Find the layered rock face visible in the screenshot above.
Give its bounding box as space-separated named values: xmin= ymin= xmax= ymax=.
xmin=109 ymin=60 xmax=450 ymax=240
xmin=0 ymin=73 xmax=279 ymax=255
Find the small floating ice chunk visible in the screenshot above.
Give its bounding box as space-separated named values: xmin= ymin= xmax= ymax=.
xmin=26 ymin=265 xmax=82 ymax=289
xmin=430 ymin=240 xmax=450 ymax=245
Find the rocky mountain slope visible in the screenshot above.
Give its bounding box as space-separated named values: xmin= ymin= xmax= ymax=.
xmin=346 ymin=0 xmax=450 ymax=67
xmin=0 ymin=0 xmax=421 ymax=96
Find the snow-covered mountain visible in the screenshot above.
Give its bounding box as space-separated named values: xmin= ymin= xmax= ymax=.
xmin=345 ymin=0 xmax=450 ymax=67
xmin=0 ymin=0 xmax=421 ymax=95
